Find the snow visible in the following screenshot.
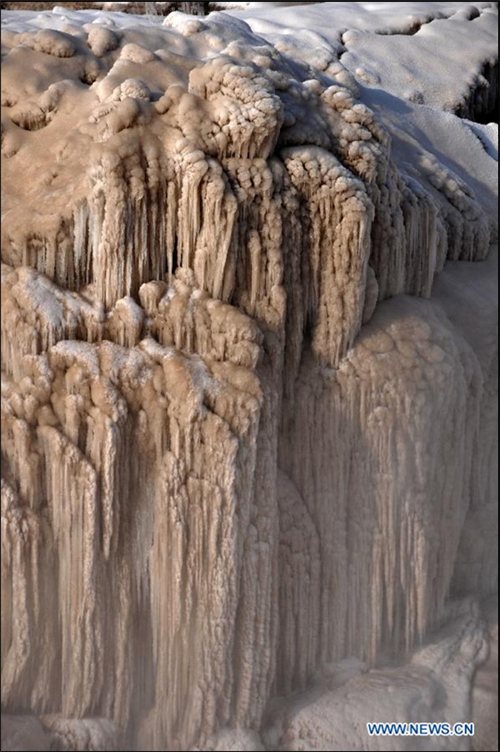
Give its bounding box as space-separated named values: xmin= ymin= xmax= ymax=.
xmin=4 ymin=1 xmax=493 ymax=116
xmin=341 ymin=8 xmax=498 ymax=115
xmin=465 ymin=119 xmax=499 ymax=161
xmin=213 ymin=2 xmax=306 ymax=7
xmin=1 ymin=7 xmax=163 ymax=32
xmin=224 ymin=1 xmax=496 ymax=30
xmin=219 ymin=2 xmax=498 ymax=116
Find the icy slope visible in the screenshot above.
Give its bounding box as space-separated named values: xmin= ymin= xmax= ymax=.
xmin=1 ymin=3 xmax=498 ymax=751
xmin=224 ymin=1 xmax=498 ymax=118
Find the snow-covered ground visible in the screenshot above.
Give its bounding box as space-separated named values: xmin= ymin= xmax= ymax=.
xmin=2 ymin=2 xmax=497 ymax=114
xmin=220 ymin=1 xmax=498 ymax=116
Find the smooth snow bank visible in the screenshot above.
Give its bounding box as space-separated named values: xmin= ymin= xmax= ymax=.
xmin=223 ymin=2 xmax=497 ymax=38
xmin=465 ymin=120 xmax=499 ymax=161
xmin=359 ymin=93 xmax=498 ymax=221
xmin=220 ymin=1 xmax=498 ymax=117
xmin=213 ymin=2 xmax=310 ymax=7
xmin=341 ymin=8 xmax=498 ymax=116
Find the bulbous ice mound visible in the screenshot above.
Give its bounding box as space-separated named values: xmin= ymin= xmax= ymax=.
xmin=1 ymin=3 xmax=498 ymax=751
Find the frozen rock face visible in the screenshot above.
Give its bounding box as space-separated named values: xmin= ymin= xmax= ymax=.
xmin=1 ymin=4 xmax=498 ymax=752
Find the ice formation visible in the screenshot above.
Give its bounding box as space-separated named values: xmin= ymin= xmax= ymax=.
xmin=1 ymin=2 xmax=498 ymax=751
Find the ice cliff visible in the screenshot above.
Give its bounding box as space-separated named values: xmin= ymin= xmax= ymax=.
xmin=1 ymin=3 xmax=498 ymax=751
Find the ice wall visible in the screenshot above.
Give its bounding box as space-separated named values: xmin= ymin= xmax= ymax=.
xmin=1 ymin=4 xmax=498 ymax=751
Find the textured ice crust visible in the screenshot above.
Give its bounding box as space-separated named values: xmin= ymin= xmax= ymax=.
xmin=0 ymin=2 xmax=498 ymax=751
